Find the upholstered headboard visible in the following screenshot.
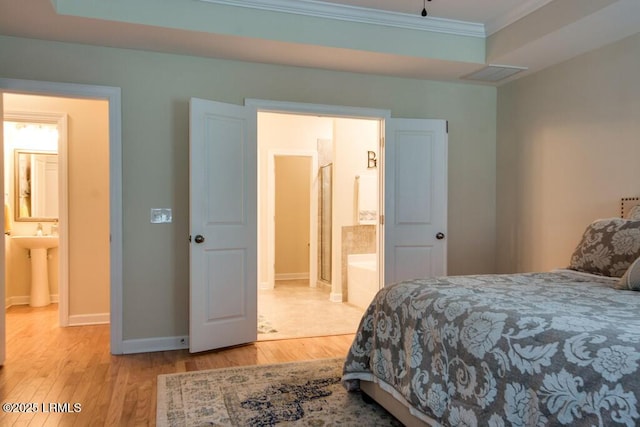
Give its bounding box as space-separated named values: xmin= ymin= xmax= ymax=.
xmin=621 ymin=197 xmax=640 ymax=218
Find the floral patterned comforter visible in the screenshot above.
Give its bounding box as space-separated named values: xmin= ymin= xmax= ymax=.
xmin=342 ymin=270 xmax=640 ymax=426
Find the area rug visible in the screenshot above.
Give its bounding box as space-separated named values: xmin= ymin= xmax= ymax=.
xmin=257 ymin=314 xmax=278 ymax=334
xmin=156 ymin=358 xmax=401 ymax=426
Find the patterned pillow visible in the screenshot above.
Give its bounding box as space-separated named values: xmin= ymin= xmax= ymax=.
xmin=627 ymin=205 xmax=640 ymax=220
xmin=617 ymin=256 xmax=640 ymax=290
xmin=568 ymin=218 xmax=640 ymax=277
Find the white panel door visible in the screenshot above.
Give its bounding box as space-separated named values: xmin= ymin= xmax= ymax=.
xmin=189 ymin=97 xmax=257 ymax=353
xmin=384 ymin=119 xmax=447 ymax=285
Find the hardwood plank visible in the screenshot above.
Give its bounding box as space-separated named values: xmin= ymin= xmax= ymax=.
xmin=1 ymin=304 xmax=355 ymax=426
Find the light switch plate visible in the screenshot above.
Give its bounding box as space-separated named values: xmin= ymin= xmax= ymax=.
xmin=150 ymin=208 xmax=172 ymax=223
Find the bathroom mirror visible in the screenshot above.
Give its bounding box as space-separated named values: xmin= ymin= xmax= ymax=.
xmin=14 ymin=150 xmax=59 ymax=222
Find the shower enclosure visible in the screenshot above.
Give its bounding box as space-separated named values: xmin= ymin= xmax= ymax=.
xmin=319 ymin=163 xmax=332 ymax=283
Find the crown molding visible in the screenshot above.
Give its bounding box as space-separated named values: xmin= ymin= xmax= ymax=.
xmin=485 ymin=0 xmax=555 ymax=35
xmin=198 ymin=0 xmax=485 ymax=38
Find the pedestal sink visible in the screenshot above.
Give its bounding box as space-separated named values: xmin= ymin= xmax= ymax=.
xmin=13 ymin=235 xmax=59 ymax=307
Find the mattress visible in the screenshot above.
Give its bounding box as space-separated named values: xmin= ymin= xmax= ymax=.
xmin=342 ymin=270 xmax=640 ymax=426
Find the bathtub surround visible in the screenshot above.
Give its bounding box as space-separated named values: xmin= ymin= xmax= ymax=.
xmin=341 ymin=225 xmax=377 ymax=303
xmin=347 ymin=253 xmax=377 ymax=310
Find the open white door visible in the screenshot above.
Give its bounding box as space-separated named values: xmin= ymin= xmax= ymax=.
xmin=189 ymin=97 xmax=257 ymax=353
xmin=384 ymin=118 xmax=447 ymax=285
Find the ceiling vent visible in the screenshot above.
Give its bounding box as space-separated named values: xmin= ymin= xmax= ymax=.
xmin=462 ymin=64 xmax=527 ymax=82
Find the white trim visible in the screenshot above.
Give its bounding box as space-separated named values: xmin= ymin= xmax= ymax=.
xmin=5 ymin=294 xmax=59 ymax=307
xmin=274 ymin=272 xmax=310 ymax=281
xmin=247 ymin=99 xmax=391 ymax=120
xmin=199 ymin=0 xmax=485 ymax=38
xmin=4 ymin=110 xmax=69 ymax=327
xmin=68 ymin=312 xmax=109 ymax=326
xmin=58 ymin=114 xmax=70 ymax=325
xmin=0 ymin=78 xmax=123 ymax=355
xmin=329 ymin=291 xmax=342 ymax=302
xmin=485 ymin=0 xmax=555 ymax=35
xmin=122 ymin=335 xmax=189 ymax=354
xmin=316 ymin=281 xmax=331 ymax=291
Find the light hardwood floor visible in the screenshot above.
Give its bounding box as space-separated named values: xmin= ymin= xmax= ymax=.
xmin=0 ymin=304 xmax=355 ymax=426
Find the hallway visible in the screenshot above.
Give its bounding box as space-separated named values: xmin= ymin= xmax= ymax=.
xmin=258 ymin=280 xmax=367 ymax=341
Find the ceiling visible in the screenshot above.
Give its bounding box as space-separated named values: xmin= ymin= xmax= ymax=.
xmin=0 ymin=0 xmax=639 ymax=85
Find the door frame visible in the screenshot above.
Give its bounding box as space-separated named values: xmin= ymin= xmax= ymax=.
xmin=3 ymin=110 xmax=69 ymax=324
xmin=265 ymin=150 xmax=318 ymax=290
xmin=247 ymin=99 xmax=390 ymax=296
xmin=0 ymin=78 xmax=124 ymax=355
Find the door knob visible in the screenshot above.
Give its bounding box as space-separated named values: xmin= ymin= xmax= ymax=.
xmin=436 ymin=232 xmax=445 ymax=240
xmin=194 ymin=235 xmax=205 ymax=244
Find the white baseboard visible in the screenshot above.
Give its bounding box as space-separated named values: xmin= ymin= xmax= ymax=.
xmin=5 ymin=297 xmax=109 ymax=326
xmin=329 ymin=292 xmax=343 ymax=302
xmin=259 ymin=281 xmax=272 ymax=290
xmin=316 ymin=281 xmax=331 ymax=291
xmin=5 ymin=294 xmax=59 ymax=308
xmin=68 ymin=312 xmax=110 ymax=326
xmin=275 ymin=272 xmax=309 ymax=281
xmin=121 ymin=335 xmax=189 ymax=354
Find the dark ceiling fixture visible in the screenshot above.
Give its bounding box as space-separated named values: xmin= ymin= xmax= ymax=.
xmin=421 ymin=0 xmax=432 ymax=17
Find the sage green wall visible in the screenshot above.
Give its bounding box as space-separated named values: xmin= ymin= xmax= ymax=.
xmin=496 ymin=32 xmax=640 ymax=274
xmin=0 ymin=35 xmax=496 ymax=341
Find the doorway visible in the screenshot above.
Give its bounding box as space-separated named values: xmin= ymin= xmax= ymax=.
xmin=274 ymin=155 xmax=312 ymax=282
xmin=189 ymin=97 xmax=447 ymax=353
xmin=0 ymin=78 xmax=123 ymax=363
xmin=3 ymin=111 xmax=67 ymax=317
xmin=2 ymin=93 xmax=110 ymax=352
xmin=256 ymin=111 xmax=382 ymax=340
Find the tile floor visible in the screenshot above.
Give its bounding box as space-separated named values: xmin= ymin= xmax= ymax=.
xmin=257 ymin=279 xmax=368 ymax=341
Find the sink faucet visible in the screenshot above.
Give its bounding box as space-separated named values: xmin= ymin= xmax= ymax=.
xmin=36 ymin=223 xmax=43 ymax=236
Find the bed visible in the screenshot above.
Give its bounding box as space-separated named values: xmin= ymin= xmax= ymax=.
xmin=343 ymin=212 xmax=640 ymax=426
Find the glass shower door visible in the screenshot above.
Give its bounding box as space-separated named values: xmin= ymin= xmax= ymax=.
xmin=320 ymin=163 xmax=332 ymax=282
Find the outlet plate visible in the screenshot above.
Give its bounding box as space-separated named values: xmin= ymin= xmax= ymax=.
xmin=150 ymin=208 xmax=172 ymax=223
